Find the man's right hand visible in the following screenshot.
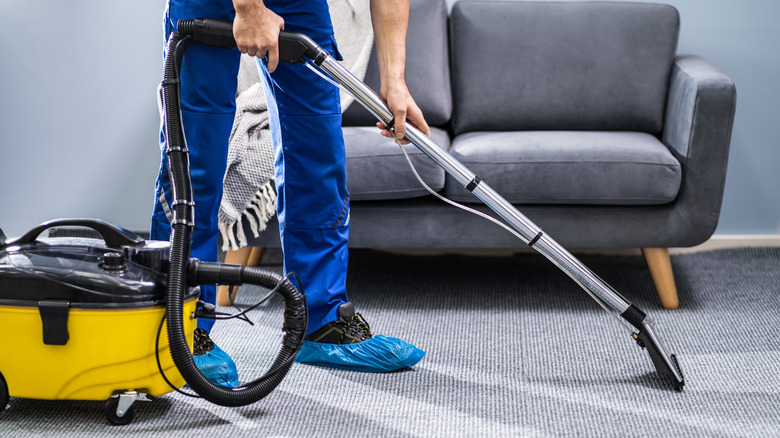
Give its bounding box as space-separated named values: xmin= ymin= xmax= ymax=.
xmin=233 ymin=0 xmax=284 ymax=72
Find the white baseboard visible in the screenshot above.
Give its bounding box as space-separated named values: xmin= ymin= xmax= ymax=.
xmin=669 ymin=234 xmax=780 ymax=254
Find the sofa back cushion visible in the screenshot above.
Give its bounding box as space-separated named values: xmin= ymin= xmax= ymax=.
xmin=342 ymin=0 xmax=452 ymax=127
xmin=450 ymin=1 xmax=679 ymax=135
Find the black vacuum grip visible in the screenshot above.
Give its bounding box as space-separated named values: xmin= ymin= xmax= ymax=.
xmin=278 ymin=31 xmax=328 ymax=64
xmin=176 ymin=18 xmax=328 ymax=65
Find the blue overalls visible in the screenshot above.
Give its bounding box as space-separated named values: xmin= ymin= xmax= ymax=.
xmin=152 ymin=0 xmax=348 ymax=334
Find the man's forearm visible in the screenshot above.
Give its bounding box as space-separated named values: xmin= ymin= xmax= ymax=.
xmin=370 ymin=0 xmax=410 ymax=93
xmin=369 ymin=0 xmax=430 ymax=142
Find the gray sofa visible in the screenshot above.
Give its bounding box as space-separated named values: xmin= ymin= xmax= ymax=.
xmin=248 ymin=0 xmax=737 ymax=309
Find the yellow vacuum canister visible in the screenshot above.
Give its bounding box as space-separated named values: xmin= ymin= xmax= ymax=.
xmin=0 ymin=219 xmax=200 ymax=424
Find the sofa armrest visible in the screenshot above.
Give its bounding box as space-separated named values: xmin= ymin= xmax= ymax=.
xmin=662 ymin=54 xmax=737 ymax=240
xmin=664 ymin=55 xmax=736 ymax=157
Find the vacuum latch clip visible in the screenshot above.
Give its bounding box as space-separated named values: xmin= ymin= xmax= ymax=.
xmin=38 ymin=300 xmax=70 ymax=346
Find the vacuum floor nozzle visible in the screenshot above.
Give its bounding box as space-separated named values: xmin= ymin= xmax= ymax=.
xmin=634 ymin=323 xmax=685 ymax=391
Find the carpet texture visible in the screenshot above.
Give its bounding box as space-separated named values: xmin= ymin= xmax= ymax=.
xmin=1 ymin=247 xmax=778 ymax=437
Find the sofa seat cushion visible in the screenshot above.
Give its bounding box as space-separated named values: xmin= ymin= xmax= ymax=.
xmin=344 ymin=126 xmax=450 ymax=200
xmin=444 ymin=131 xmax=682 ymax=205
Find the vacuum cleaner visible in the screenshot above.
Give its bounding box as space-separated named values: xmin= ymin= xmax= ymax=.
xmin=252 ymin=20 xmax=685 ymax=391
xmin=0 ymin=22 xmax=308 ymax=425
xmin=0 ymin=17 xmax=683 ymax=427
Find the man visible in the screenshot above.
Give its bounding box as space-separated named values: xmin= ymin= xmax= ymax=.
xmin=152 ymin=0 xmax=428 ymax=385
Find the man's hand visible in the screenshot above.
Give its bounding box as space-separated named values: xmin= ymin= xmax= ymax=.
xmin=233 ymin=0 xmax=284 ymax=72
xmin=376 ymin=81 xmax=430 ymax=144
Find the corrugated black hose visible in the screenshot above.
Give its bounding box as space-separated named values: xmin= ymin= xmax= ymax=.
xmin=161 ymin=30 xmax=306 ymax=407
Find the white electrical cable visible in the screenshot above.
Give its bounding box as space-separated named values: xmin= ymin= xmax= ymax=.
xmin=307 ymin=59 xmax=526 ymax=242
xmin=396 ymin=143 xmax=529 ymax=242
xmin=306 ymin=62 xmax=343 ymax=90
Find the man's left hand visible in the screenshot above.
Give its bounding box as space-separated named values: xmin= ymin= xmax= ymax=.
xmin=376 ymin=82 xmax=430 ymax=144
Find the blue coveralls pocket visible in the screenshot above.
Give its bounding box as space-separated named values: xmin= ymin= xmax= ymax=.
xmin=277 ymin=113 xmax=349 ymax=229
xmin=267 ymin=88 xmax=350 ymax=332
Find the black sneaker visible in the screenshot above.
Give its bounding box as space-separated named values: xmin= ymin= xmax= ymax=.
xmin=192 ymin=328 xmax=215 ymax=356
xmin=305 ymin=302 xmax=372 ymax=344
xmin=191 ymin=328 xmax=239 ymax=387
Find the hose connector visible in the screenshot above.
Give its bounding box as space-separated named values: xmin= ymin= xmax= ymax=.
xmin=177 ymin=18 xmax=236 ymax=49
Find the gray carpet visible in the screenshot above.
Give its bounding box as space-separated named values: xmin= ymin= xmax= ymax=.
xmin=2 ymin=247 xmax=779 ymax=437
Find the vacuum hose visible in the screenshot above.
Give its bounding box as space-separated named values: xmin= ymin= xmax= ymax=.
xmin=161 ymin=29 xmax=306 ymax=407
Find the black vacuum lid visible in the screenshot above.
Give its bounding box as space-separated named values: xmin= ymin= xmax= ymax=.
xmin=0 ymin=237 xmax=193 ymax=308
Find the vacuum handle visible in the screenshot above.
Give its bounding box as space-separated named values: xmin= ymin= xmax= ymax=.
xmin=176 ymin=18 xmax=327 ymax=64
xmin=278 ymin=31 xmax=328 ymax=64
xmin=7 ymin=218 xmax=145 ymax=249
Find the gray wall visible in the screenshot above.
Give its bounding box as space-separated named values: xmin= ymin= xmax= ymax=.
xmin=1 ymin=0 xmax=778 ymax=239
xmin=0 ymin=1 xmax=163 ymax=237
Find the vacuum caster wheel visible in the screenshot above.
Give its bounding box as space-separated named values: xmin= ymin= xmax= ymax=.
xmin=105 ymin=391 xmax=138 ymax=426
xmin=0 ymin=371 xmax=9 ymax=413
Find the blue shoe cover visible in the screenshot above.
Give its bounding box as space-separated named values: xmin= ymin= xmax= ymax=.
xmin=193 ymin=343 xmax=239 ymax=388
xmin=295 ymin=334 xmax=425 ymax=372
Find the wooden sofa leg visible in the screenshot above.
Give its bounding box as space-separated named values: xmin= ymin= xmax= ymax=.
xmin=217 ymin=246 xmax=265 ymax=306
xmin=246 ymin=246 xmax=266 ymax=268
xmin=641 ymin=247 xmax=679 ymax=310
